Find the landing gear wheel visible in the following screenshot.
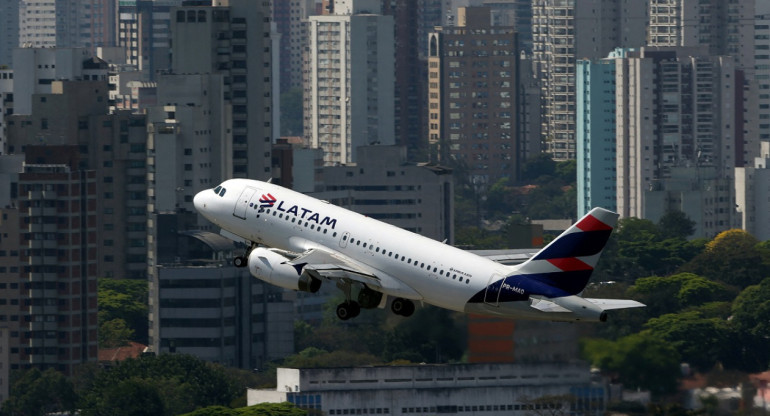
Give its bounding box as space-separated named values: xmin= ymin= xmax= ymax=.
xmin=336 ymin=301 xmax=361 ymax=321
xmin=233 ymin=256 xmax=247 ymax=268
xmin=391 ymin=298 xmax=415 ymax=317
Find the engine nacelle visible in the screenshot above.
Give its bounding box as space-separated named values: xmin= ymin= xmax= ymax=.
xmin=248 ymin=248 xmax=321 ymax=293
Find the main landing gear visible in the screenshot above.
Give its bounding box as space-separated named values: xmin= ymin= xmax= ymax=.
xmin=335 ymin=282 xmax=385 ymax=321
xmin=233 ymin=242 xmax=258 ymax=268
xmin=390 ymin=298 xmax=415 ymax=317
xmin=336 ymin=301 xmax=361 ymax=320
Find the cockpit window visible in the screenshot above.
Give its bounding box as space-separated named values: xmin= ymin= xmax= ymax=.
xmin=214 ymin=186 xmax=222 ymax=194
xmin=219 ymin=188 xmax=226 ymax=197
xmin=213 ymin=186 xmax=227 ymax=197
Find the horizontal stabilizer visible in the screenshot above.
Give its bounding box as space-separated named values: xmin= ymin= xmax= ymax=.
xmin=585 ymin=298 xmax=646 ymax=310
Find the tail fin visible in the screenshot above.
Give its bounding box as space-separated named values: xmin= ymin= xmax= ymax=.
xmin=514 ymin=207 xmax=618 ymax=295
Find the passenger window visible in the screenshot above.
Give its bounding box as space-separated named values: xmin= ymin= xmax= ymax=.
xmin=333 ymin=232 xmax=337 ymax=237
xmin=343 ymin=235 xmax=348 ymax=241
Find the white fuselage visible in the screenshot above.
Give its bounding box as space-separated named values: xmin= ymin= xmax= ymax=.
xmin=195 ymin=179 xmax=609 ymax=321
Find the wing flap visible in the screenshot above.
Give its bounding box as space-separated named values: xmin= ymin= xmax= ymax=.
xmin=585 ymin=298 xmax=646 ymax=310
xmin=530 ymin=297 xmax=571 ymax=313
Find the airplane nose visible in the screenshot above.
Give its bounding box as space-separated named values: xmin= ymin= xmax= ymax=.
xmin=193 ymin=191 xmax=206 ymax=213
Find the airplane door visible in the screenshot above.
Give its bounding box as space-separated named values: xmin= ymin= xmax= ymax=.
xmin=483 ymin=273 xmax=505 ymax=306
xmin=233 ymin=187 xmax=258 ymax=219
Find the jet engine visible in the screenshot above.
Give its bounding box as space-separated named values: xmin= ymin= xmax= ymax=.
xmin=248 ymin=248 xmax=321 ymax=293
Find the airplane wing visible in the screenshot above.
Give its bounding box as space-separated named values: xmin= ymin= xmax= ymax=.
xmin=585 ymin=298 xmax=646 ymax=310
xmin=284 ymin=247 xmax=423 ymax=300
xmin=287 ymin=248 xmax=380 ymax=284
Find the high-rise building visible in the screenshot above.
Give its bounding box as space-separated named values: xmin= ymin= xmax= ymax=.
xmin=648 ymin=0 xmax=757 ymax=164
xmin=614 ymin=47 xmax=740 ymax=237
xmin=755 ymin=12 xmax=770 ymax=143
xmin=0 ymin=0 xmax=20 ymax=67
xmin=170 ymin=0 xmax=274 ymax=179
xmin=428 ymin=7 xmax=519 ymax=182
xmin=273 ymin=0 xmax=314 ymax=94
xmin=735 ymin=141 xmax=770 ymax=241
xmin=0 ymin=146 xmax=98 ymax=375
xmin=19 ymin=0 xmax=115 ymax=52
xmin=117 ymin=0 xmax=183 ymax=80
xmin=304 ymin=1 xmax=395 ymax=165
xmin=532 ymin=0 xmax=648 ymax=161
xmin=576 ymin=52 xmax=623 ymax=217
xmin=7 ymin=74 xmax=150 ymax=279
xmin=150 ymin=231 xmax=294 ymax=369
xmin=483 ymin=0 xmax=533 ymax=53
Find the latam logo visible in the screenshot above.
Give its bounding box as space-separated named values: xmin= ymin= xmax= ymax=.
xmin=259 ymin=193 xmax=277 ymax=208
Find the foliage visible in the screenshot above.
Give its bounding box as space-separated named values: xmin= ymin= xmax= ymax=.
xmin=657 ymin=210 xmax=696 ymax=239
xmin=98 ymin=278 xmax=149 ymax=345
xmin=455 ymin=226 xmax=505 ymax=249
xmin=731 ymin=277 xmax=770 ymax=339
xmin=78 ymin=354 xmax=242 ymax=416
xmin=679 ymin=229 xmax=769 ymax=289
xmin=644 ymin=311 xmax=731 ymax=371
xmin=180 ymin=403 xmax=308 ymax=416
xmin=283 ymin=347 xmax=382 ymax=368
xmin=581 ymin=332 xmax=680 ymax=395
xmin=629 ymin=273 xmax=731 ymax=318
xmin=595 ymin=218 xmax=705 ymax=281
xmin=96 ymin=377 xmax=166 ymax=416
xmin=520 ymin=153 xmax=557 ymax=182
xmin=0 ymin=368 xmax=77 ymax=416
xmin=99 ymin=318 xmax=135 ymax=348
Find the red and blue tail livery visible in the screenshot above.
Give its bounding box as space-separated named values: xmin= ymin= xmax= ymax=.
xmin=195 ymin=180 xmax=644 ymax=323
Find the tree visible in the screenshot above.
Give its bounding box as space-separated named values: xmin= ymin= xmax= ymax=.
xmin=98 ymin=278 xmax=149 ymax=345
xmin=644 ymin=311 xmax=731 ymax=371
xmin=79 ymin=354 xmax=241 ymax=416
xmin=521 ymin=153 xmax=556 ymax=181
xmin=629 ymin=273 xmax=730 ymax=318
xmin=96 ymin=378 xmax=166 ymax=416
xmin=731 ymin=277 xmax=770 ymax=339
xmin=99 ymin=318 xmax=135 ymax=348
xmin=657 ymin=210 xmax=696 ymax=239
xmin=180 ymin=403 xmax=309 ymax=416
xmin=1 ymin=368 xmax=77 ymax=416
xmin=282 ymin=347 xmax=382 ymax=368
xmin=679 ymin=229 xmax=769 ymax=289
xmin=582 ymin=332 xmax=680 ymax=395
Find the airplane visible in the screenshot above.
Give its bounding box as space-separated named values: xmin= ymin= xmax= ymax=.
xmin=193 ymin=178 xmax=644 ymax=322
